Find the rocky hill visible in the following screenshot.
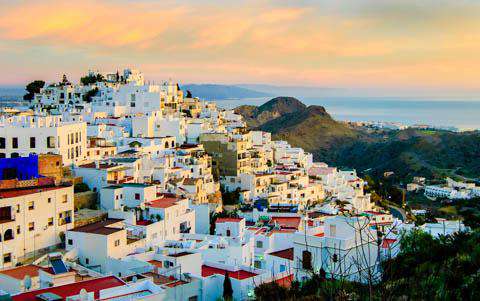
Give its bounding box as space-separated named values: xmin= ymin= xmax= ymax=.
xmin=235 ymin=97 xmax=480 ymax=180
xmin=235 ymin=96 xmax=368 ymax=162
xmin=235 ymin=97 xmax=306 ymax=128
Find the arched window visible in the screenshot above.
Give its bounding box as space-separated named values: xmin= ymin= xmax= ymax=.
xmin=302 ymin=250 xmax=312 ymax=270
xmin=47 ymin=136 xmax=56 ymax=148
xmin=171 ymin=141 xmax=175 ymax=148
xmin=165 ymin=141 xmax=169 ymax=148
xmin=4 ymin=229 xmax=13 ymax=241
xmin=10 ymin=153 xmax=19 ymax=158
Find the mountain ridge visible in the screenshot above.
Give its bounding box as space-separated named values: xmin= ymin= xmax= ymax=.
xmin=181 ymin=84 xmax=271 ymax=100
xmin=235 ymin=96 xmax=480 ymax=180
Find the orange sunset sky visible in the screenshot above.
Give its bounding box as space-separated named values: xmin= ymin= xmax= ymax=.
xmin=0 ymin=0 xmax=479 ymax=95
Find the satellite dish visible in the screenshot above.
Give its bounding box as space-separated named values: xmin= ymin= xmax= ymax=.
xmin=23 ymin=275 xmax=32 ymax=290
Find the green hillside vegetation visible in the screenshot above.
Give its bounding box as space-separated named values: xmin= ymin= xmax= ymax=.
xmin=255 ymin=228 xmax=480 ymax=300
xmin=235 ymin=97 xmax=480 ymax=181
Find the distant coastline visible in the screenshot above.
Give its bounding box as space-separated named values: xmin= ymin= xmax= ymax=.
xmin=217 ymin=97 xmax=480 ymax=131
xmin=2 ymin=84 xmax=479 ymax=130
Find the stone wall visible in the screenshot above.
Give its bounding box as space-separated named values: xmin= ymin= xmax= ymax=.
xmin=74 ymin=191 xmax=98 ymax=210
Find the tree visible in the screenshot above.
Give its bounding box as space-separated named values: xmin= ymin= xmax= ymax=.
xmin=23 ymin=80 xmax=45 ymax=100
xmin=74 ymin=183 xmax=90 ymax=193
xmin=186 ymin=90 xmax=193 ymax=98
xmin=61 ymin=74 xmax=70 ymax=85
xmin=80 ymin=73 xmax=104 ymax=85
xmin=82 ymin=88 xmax=99 ymax=103
xmin=223 ymin=271 xmax=233 ymax=300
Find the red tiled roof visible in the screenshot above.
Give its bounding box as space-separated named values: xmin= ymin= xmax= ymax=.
xmin=201 ymin=265 xmax=257 ymax=280
xmin=269 ymin=216 xmax=301 ymax=230
xmin=216 ymin=217 xmax=244 ymax=223
xmin=69 ymin=219 xmax=124 ymax=235
xmin=146 ymin=197 xmax=178 ymax=209
xmin=0 ymin=186 xmax=68 ymax=198
xmin=12 ymin=276 xmax=125 ymax=301
xmin=382 ymin=238 xmax=397 ymax=249
xmin=269 ymin=248 xmax=294 ymax=260
xmin=0 ymin=265 xmax=41 ymax=280
xmin=78 ymin=162 xmax=120 ymax=169
xmin=275 ymin=274 xmax=294 ymax=287
xmin=136 ymin=220 xmax=154 ymax=226
xmin=147 ymin=260 xmax=163 ymax=268
xmin=165 ymin=280 xmax=188 ymax=287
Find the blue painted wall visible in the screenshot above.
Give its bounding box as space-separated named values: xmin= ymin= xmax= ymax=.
xmin=0 ymin=154 xmax=39 ymax=180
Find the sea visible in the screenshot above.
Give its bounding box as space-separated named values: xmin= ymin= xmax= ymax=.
xmin=216 ymin=97 xmax=480 ymax=131
xmin=1 ymin=85 xmax=479 ymax=130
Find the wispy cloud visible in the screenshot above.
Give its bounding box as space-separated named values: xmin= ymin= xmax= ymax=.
xmin=0 ymin=0 xmax=479 ymax=92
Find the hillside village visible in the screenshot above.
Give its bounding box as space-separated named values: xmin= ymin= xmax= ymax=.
xmin=0 ymin=70 xmax=467 ymax=301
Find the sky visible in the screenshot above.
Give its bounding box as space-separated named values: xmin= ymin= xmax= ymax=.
xmin=0 ymin=0 xmax=479 ymax=96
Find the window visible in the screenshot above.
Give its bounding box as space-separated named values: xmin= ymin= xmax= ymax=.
xmin=226 ymin=229 xmax=231 ymax=237
xmin=10 ymin=152 xmax=19 ymax=158
xmin=48 ymin=198 xmax=52 ymax=203
xmin=28 ymin=222 xmax=35 ymax=231
xmin=68 ymin=239 xmax=73 ymax=245
xmin=16 ymin=225 xmax=20 ymax=235
xmin=0 ymin=137 xmax=5 ymax=149
xmin=280 ymin=264 xmax=286 ymax=272
xmin=329 ymin=224 xmax=336 ymax=237
xmin=47 ymin=136 xmax=56 ymax=148
xmin=256 ymin=241 xmax=263 ymax=248
xmin=302 ymin=250 xmax=312 ymax=270
xmin=4 ymin=229 xmax=13 ymax=241
xmin=254 ymin=260 xmax=262 ymax=269
xmin=12 ymin=137 xmax=18 ymax=149
xmin=85 ymin=258 xmax=89 ymax=265
xmin=28 ymin=201 xmax=34 ymax=210
xmin=16 ymin=204 xmax=20 ymax=213
xmin=135 ymin=193 xmax=140 ymax=200
xmin=30 ymin=137 xmax=36 ymax=148
xmin=62 ymin=194 xmax=68 ymax=203
xmin=114 ymin=239 xmax=120 ymax=247
xmin=3 ymin=253 xmax=11 ymax=264
xmin=48 ymin=217 xmax=54 ymax=226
